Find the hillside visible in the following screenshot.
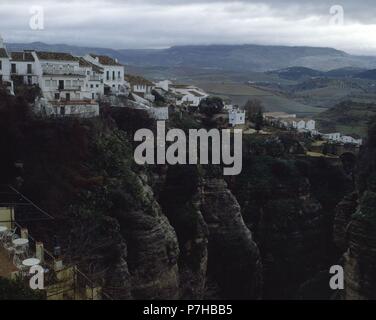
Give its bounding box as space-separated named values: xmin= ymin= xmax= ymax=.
xmin=7 ymin=42 xmax=376 ymax=73
xmin=267 ymin=67 xmax=324 ymax=80
xmin=356 ymin=69 xmax=376 ymax=80
xmin=315 ymin=100 xmax=376 ymax=137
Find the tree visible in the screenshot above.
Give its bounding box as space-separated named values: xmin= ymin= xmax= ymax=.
xmin=198 ymin=97 xmax=224 ymax=117
xmin=255 ymin=109 xmax=264 ymax=132
xmin=244 ymin=99 xmax=264 ymax=122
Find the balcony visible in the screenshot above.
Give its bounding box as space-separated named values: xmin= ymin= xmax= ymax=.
xmin=42 ymin=67 xmax=86 ymax=77
xmin=0 ymin=185 xmax=109 ymax=300
xmin=57 ymin=86 xmax=82 ymax=91
xmin=89 ymin=76 xmax=101 ymax=81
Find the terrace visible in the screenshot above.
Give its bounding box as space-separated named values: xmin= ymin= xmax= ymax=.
xmin=0 ymin=185 xmax=110 ymax=300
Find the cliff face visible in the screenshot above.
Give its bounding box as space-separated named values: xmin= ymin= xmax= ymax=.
xmin=200 ymin=178 xmax=263 ymax=299
xmin=114 ymin=176 xmax=180 ymax=299
xmin=0 ymin=96 xmax=359 ymax=300
xmin=335 ymin=122 xmax=376 ymax=300
xmin=158 ymin=166 xmax=262 ymax=299
xmin=341 ymin=192 xmax=376 ymax=300
xmin=333 ymin=193 xmax=358 ymax=252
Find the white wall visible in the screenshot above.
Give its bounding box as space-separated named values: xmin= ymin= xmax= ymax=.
xmin=229 ymin=111 xmax=246 ymax=126
xmin=11 ymin=61 xmax=39 ymax=84
xmin=83 ymin=54 xmax=125 ymax=94
xmin=0 ymin=57 xmax=10 ymax=81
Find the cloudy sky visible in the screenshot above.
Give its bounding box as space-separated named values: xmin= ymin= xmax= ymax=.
xmin=1 ymin=0 xmax=376 ymax=54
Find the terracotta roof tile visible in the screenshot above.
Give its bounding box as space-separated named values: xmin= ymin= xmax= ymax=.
xmin=90 ymin=54 xmax=122 ymax=66
xmin=36 ymin=51 xmax=77 ymax=61
xmin=0 ymin=48 xmax=9 ymax=58
xmin=11 ymin=51 xmax=35 ymax=62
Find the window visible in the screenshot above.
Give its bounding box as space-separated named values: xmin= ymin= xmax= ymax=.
xmin=90 ymin=84 xmax=94 ymax=88
xmin=92 ymin=93 xmax=95 ymax=99
xmin=106 ymin=71 xmax=109 ymax=81
xmin=112 ymin=71 xmax=115 ymax=80
xmin=96 ymin=84 xmax=99 ymax=88
xmin=0 ymin=60 xmax=2 ymax=70
xmin=45 ymin=80 xmax=51 ymax=87
xmin=55 ymin=93 xmax=60 ymax=100
xmin=27 ymin=64 xmax=32 ymax=74
xmin=65 ymin=80 xmax=71 ymax=87
xmin=87 ymin=71 xmax=90 ymax=75
xmin=118 ymin=71 xmax=121 ymax=79
xmin=52 ymin=80 xmax=58 ymax=87
xmin=27 ymin=76 xmax=32 ymax=85
xmin=11 ymin=63 xmax=16 ymax=74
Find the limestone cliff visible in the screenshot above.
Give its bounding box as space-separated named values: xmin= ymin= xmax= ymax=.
xmin=200 ymin=178 xmax=263 ymax=299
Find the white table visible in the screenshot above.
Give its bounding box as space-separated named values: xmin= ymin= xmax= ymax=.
xmin=22 ymin=258 xmax=40 ymax=267
xmin=12 ymin=238 xmax=29 ymax=246
xmin=0 ymin=226 xmax=7 ymax=233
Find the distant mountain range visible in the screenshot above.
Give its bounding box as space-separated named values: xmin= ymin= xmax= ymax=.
xmin=267 ymin=66 xmax=376 ymax=80
xmin=6 ymin=42 xmax=376 ymax=73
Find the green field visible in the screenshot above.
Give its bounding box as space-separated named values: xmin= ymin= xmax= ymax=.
xmin=197 ymin=82 xmax=326 ymax=116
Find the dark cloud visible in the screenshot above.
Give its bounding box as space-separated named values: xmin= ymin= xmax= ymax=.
xmin=0 ymin=0 xmax=375 ymax=54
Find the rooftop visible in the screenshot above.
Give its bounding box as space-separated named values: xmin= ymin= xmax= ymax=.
xmin=10 ymin=51 xmax=35 ymax=62
xmin=264 ymin=112 xmax=295 ymax=118
xmin=188 ymin=90 xmax=205 ymax=97
xmin=125 ymin=74 xmax=154 ymax=86
xmin=0 ymin=48 xmax=9 ymax=58
xmin=89 ymin=54 xmax=122 ymax=66
xmin=36 ymin=51 xmax=77 ymax=62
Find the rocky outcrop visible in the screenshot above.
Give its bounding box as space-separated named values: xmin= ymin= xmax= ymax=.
xmin=200 ymin=178 xmax=263 ymax=299
xmin=333 ymin=193 xmax=358 ymax=252
xmin=113 ymin=176 xmax=180 ymax=300
xmin=343 ymin=192 xmax=376 ymax=300
xmin=177 ymin=199 xmax=208 ymax=300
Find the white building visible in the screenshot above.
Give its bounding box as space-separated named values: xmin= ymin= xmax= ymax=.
xmin=0 ymin=36 xmax=12 ymax=93
xmin=229 ymin=110 xmax=246 ymax=127
xmin=321 ymin=132 xmax=362 ymax=146
xmin=84 ymin=54 xmax=126 ymax=95
xmin=77 ymin=58 xmax=104 ymax=100
xmin=149 ymin=106 xmax=169 ymax=120
xmin=170 ymin=84 xmax=208 ymax=107
xmin=155 ymin=80 xmax=172 ymax=92
xmin=322 ymin=132 xmax=341 ymax=141
xmin=279 ymin=117 xmax=316 ymax=132
xmin=340 ymin=135 xmax=363 ymax=145
xmin=32 ymin=51 xmax=99 ymax=117
xmin=10 ymin=51 xmax=39 ymax=85
xmin=125 ymin=74 xmax=155 ymax=102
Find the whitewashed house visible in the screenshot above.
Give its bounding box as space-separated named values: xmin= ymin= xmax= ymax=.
xmin=0 ymin=36 xmax=13 ymax=93
xmin=149 ymin=106 xmax=169 ymax=120
xmin=229 ymin=110 xmax=246 ymax=127
xmin=32 ymin=51 xmax=99 ymax=117
xmin=323 ymin=132 xmax=341 ymax=141
xmin=305 ymin=120 xmax=316 ymax=131
xmin=125 ymin=74 xmax=155 ymax=102
xmin=170 ymin=84 xmax=208 ymax=107
xmin=77 ymin=58 xmax=104 ymax=100
xmin=340 ymin=135 xmax=363 ymax=145
xmin=84 ymin=54 xmax=126 ymax=95
xmin=155 ymin=80 xmax=172 ymax=92
xmin=10 ymin=51 xmax=39 ymax=85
